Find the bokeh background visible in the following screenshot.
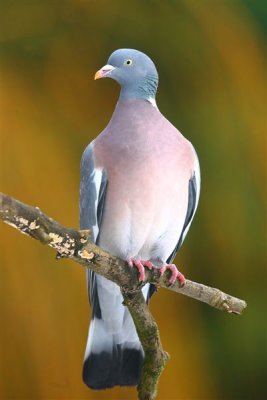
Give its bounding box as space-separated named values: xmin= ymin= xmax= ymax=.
xmin=0 ymin=1 xmax=266 ymax=399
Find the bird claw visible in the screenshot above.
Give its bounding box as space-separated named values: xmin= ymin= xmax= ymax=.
xmin=159 ymin=264 xmax=186 ymax=286
xmin=127 ymin=258 xmax=153 ymax=282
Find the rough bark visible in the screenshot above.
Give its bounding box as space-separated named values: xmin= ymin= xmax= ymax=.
xmin=0 ymin=192 xmax=247 ymax=400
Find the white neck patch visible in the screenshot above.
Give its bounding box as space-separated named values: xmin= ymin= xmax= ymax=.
xmin=147 ymin=96 xmax=158 ymax=108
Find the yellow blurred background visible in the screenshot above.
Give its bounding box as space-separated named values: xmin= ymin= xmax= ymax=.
xmin=0 ymin=1 xmax=266 ymax=399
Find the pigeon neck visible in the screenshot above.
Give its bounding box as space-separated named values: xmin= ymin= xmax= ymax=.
xmin=119 ymin=75 xmax=158 ymax=106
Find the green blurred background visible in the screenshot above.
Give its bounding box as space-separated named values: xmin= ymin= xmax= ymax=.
xmin=0 ymin=1 xmax=266 ymax=399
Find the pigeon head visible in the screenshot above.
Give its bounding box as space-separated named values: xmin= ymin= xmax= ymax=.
xmin=95 ymin=49 xmax=158 ymax=103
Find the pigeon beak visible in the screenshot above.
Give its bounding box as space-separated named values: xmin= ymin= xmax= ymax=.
xmin=94 ymin=65 xmax=116 ymax=80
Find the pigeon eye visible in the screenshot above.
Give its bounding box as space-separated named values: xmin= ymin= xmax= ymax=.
xmin=125 ymin=59 xmax=133 ymax=66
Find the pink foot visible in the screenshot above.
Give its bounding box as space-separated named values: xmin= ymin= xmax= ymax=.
xmin=127 ymin=258 xmax=153 ymax=282
xmin=159 ymin=264 xmax=186 ymax=286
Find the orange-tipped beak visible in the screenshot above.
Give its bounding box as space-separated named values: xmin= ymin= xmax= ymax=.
xmin=94 ymin=64 xmax=115 ymax=80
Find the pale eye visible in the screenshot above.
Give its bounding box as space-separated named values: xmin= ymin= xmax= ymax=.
xmin=125 ymin=59 xmax=133 ymax=66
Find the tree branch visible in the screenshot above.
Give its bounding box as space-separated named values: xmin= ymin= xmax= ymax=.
xmin=0 ymin=192 xmax=247 ymax=400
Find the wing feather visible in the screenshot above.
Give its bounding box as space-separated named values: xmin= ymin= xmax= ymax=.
xmin=167 ymin=154 xmax=201 ymax=264
xmin=80 ymin=142 xmax=108 ymax=315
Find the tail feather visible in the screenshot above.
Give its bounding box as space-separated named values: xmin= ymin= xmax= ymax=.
xmin=83 ymin=345 xmax=144 ymax=389
xmin=83 ymin=317 xmax=144 ymax=389
xmin=83 ymin=275 xmax=149 ymax=389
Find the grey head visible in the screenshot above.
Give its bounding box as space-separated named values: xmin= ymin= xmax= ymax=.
xmin=95 ymin=49 xmax=158 ymax=103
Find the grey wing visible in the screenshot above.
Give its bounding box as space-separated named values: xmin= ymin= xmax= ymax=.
xmin=80 ymin=142 xmax=107 ymax=239
xmin=80 ymin=142 xmax=108 ymax=315
xmin=167 ymin=159 xmax=201 ymax=264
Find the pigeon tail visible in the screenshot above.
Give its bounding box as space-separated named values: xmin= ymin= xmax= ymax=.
xmin=83 ymin=314 xmax=144 ymax=389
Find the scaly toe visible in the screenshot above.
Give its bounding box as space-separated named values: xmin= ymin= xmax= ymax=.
xmin=127 ymin=258 xmax=146 ymax=282
xmin=141 ymin=260 xmax=153 ymax=269
xmin=159 ymin=264 xmax=186 ymax=287
xmin=176 ymin=271 xmax=186 ymax=286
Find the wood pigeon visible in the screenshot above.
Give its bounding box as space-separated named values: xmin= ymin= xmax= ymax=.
xmin=80 ymin=48 xmax=200 ymax=389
